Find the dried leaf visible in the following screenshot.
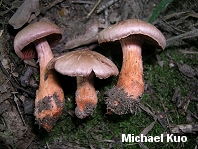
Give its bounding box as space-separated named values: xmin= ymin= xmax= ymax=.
xmin=186 ymin=110 xmax=192 ymax=123
xmin=178 ymin=64 xmax=195 ymax=78
xmin=139 ymin=142 xmax=149 ymax=149
xmin=24 ymin=59 xmax=38 ymax=68
xmin=64 ymin=21 xmax=99 ymax=50
xmin=138 ymin=121 xmax=155 ymax=149
xmin=170 ymin=124 xmax=198 ymax=134
xmin=184 ymin=10 xmax=198 ymax=19
xmin=109 ymin=12 xmax=121 ymax=24
xmin=139 ymin=121 xmax=156 ymax=136
xmin=172 ymin=87 xmax=181 ymax=102
xmin=0 ymin=84 xmax=10 ymax=93
xmin=1 ymin=58 xmax=9 ymax=69
xmin=156 ymin=111 xmax=167 ymax=128
xmin=139 ymin=103 xmax=157 ymax=120
xmin=9 ymin=0 xmax=41 ymax=29
xmin=12 ymin=0 xmax=24 ymax=8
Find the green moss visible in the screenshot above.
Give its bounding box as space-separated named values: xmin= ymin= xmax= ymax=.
xmin=42 ymin=47 xmax=197 ymax=148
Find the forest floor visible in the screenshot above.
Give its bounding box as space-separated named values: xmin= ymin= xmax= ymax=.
xmin=0 ymin=0 xmax=198 ymax=149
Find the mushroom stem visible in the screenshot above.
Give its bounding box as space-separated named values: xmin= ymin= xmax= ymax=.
xmin=33 ymin=37 xmax=54 ymax=82
xmin=33 ymin=37 xmax=64 ymax=132
xmin=117 ymin=36 xmax=144 ymax=100
xmin=75 ymin=72 xmax=98 ymax=119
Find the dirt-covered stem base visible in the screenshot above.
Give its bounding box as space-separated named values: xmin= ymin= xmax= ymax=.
xmin=75 ymin=72 xmax=98 ymax=119
xmin=33 ymin=37 xmax=64 ymax=132
xmin=105 ymin=36 xmax=144 ymax=115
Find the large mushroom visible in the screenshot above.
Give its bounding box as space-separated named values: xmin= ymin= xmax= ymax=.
xmin=47 ymin=49 xmax=118 ymax=119
xmin=98 ymin=19 xmax=166 ymax=115
xmin=14 ymin=21 xmax=65 ymax=132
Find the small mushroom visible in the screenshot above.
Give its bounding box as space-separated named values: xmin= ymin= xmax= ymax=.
xmin=14 ymin=21 xmax=65 ymax=132
xmin=98 ymin=19 xmax=166 ymax=115
xmin=47 ymin=49 xmax=118 ymax=119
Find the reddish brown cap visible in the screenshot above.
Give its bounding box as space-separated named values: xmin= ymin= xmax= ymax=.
xmin=98 ymin=19 xmax=166 ymax=49
xmin=14 ymin=21 xmax=62 ymax=60
xmin=47 ymin=49 xmax=119 ymax=79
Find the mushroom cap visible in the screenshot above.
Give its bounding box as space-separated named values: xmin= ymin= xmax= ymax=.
xmin=98 ymin=19 xmax=166 ymax=49
xmin=14 ymin=21 xmax=62 ymax=60
xmin=47 ymin=49 xmax=119 ymax=79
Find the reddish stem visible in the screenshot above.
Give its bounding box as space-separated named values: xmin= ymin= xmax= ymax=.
xmin=116 ymin=36 xmax=144 ymax=100
xmin=75 ymin=72 xmax=98 ymax=118
xmin=33 ymin=37 xmax=64 ymax=132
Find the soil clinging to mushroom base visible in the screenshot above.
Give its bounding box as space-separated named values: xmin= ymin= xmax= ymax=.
xmin=35 ymin=92 xmax=65 ymax=131
xmin=75 ymin=103 xmax=97 ymax=119
xmin=104 ymin=87 xmax=140 ymax=115
xmin=36 ymin=92 xmax=64 ymax=112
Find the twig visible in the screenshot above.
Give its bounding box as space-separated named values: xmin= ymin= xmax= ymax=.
xmin=163 ymin=11 xmax=187 ymax=20
xmin=0 ymin=61 xmax=35 ymax=96
xmin=97 ymin=0 xmax=118 ymax=13
xmin=160 ymin=99 xmax=172 ymax=129
xmin=41 ymin=0 xmax=65 ymax=14
xmin=166 ymin=29 xmax=198 ymax=47
xmin=0 ymin=4 xmax=15 ymax=15
xmin=139 ymin=103 xmax=157 ymax=121
xmin=86 ymin=0 xmax=102 ymax=19
xmin=13 ymin=93 xmax=26 ymax=126
xmin=160 ymin=16 xmax=185 ymax=34
xmin=179 ymin=50 xmax=198 ymax=54
xmin=104 ymin=8 xmax=109 ymax=27
xmin=67 ymin=0 xmax=78 ymax=11
xmin=191 ymin=112 xmax=198 ymax=121
xmin=0 ymin=29 xmax=3 ymax=37
xmin=70 ymin=1 xmax=94 ymax=5
xmin=183 ymin=84 xmax=197 ymax=112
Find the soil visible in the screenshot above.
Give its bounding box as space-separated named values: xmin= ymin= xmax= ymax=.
xmin=1 ymin=0 xmax=198 ymax=149
xmin=75 ymin=103 xmax=97 ymax=119
xmin=35 ymin=92 xmax=65 ymax=131
xmin=105 ymin=87 xmax=139 ymax=115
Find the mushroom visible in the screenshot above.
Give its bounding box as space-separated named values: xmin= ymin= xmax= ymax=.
xmin=98 ymin=19 xmax=166 ymax=115
xmin=14 ymin=21 xmax=65 ymax=132
xmin=47 ymin=49 xmax=118 ymax=119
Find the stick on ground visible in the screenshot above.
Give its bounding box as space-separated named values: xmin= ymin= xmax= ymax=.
xmin=86 ymin=0 xmax=102 ymax=19
xmin=166 ymin=29 xmax=198 ymax=47
xmin=0 ymin=61 xmax=35 ymax=96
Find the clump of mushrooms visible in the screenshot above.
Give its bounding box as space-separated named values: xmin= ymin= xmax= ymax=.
xmin=47 ymin=49 xmax=118 ymax=119
xmin=98 ymin=19 xmax=166 ymax=115
xmin=14 ymin=21 xmax=65 ymax=132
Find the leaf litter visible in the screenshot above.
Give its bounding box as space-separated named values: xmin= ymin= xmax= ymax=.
xmin=1 ymin=0 xmax=198 ymax=148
